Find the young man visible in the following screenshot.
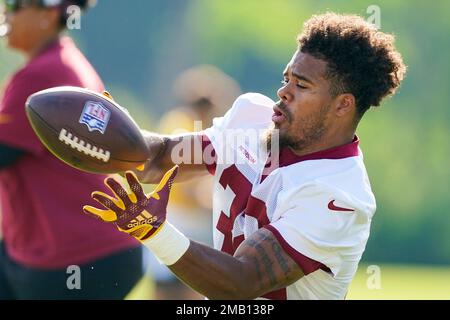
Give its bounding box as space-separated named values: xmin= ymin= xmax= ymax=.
xmin=84 ymin=13 xmax=406 ymax=299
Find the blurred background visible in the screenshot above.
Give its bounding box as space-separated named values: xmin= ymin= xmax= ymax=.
xmin=1 ymin=0 xmax=449 ymax=299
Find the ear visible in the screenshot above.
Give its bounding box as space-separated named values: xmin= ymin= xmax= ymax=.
xmin=334 ymin=93 xmax=356 ymax=117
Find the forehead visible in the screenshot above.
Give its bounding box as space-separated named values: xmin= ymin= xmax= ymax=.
xmin=285 ymin=50 xmax=328 ymax=81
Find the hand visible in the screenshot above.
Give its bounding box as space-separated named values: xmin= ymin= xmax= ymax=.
xmin=83 ymin=165 xmax=178 ymax=242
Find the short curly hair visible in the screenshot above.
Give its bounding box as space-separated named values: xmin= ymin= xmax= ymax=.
xmin=298 ymin=12 xmax=407 ymax=117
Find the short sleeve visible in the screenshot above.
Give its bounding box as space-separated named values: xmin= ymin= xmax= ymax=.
xmin=0 ymin=71 xmax=50 ymax=155
xmin=202 ymin=93 xmax=274 ymax=173
xmin=265 ymin=182 xmax=372 ymax=276
xmin=204 ymin=92 xmax=274 ymax=143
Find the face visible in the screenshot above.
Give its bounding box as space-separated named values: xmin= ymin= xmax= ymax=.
xmin=270 ymin=50 xmax=336 ymax=152
xmin=2 ymin=2 xmax=57 ymax=53
xmin=4 ymin=3 xmax=33 ymax=50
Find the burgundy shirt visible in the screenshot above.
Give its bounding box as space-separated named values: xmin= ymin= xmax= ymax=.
xmin=0 ymin=37 xmax=138 ymax=269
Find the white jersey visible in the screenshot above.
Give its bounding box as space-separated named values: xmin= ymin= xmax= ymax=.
xmin=202 ymin=93 xmax=376 ymax=300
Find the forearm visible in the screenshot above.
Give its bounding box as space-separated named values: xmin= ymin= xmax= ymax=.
xmin=138 ymin=131 xmax=171 ymax=183
xmin=86 ymin=167 xmax=304 ymax=299
xmin=169 ymin=241 xmax=260 ymax=300
xmin=138 ymin=130 xmax=208 ymax=183
xmin=143 ymin=225 xmax=303 ymax=300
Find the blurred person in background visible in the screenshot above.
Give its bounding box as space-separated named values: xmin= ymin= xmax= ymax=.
xmin=146 ymin=65 xmax=240 ymax=299
xmin=0 ymin=0 xmax=144 ymax=299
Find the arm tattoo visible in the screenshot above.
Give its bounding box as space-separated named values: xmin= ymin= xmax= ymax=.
xmin=236 ymin=229 xmax=303 ymax=292
xmin=254 ymin=231 xmax=292 ymax=279
xmin=245 ymin=239 xmax=277 ymax=286
xmin=251 ymin=256 xmax=263 ymax=287
xmin=259 ymin=244 xmax=277 ymax=286
xmin=271 ymin=240 xmax=291 ymax=277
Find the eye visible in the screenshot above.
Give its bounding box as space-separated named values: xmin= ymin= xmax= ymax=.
xmin=281 ymin=78 xmax=307 ymax=89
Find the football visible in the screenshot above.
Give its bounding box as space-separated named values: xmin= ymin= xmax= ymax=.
xmin=25 ymin=86 xmax=149 ymax=174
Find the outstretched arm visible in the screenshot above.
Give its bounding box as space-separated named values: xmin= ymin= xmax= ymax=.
xmin=133 ymin=131 xmax=209 ymax=184
xmin=168 ymin=228 xmax=304 ymax=300
xmin=84 ymin=167 xmax=305 ymax=300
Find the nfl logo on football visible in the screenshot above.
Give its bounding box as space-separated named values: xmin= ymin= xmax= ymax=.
xmin=79 ymin=101 xmax=111 ymax=134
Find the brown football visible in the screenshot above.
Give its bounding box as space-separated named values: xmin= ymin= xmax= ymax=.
xmin=25 ymin=86 xmax=149 ymax=174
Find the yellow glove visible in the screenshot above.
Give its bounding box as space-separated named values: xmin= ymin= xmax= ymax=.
xmin=83 ymin=166 xmax=178 ymax=242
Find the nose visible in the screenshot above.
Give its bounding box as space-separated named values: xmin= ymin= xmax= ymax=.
xmin=277 ymin=82 xmax=293 ymax=105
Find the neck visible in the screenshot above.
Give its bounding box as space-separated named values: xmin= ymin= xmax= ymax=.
xmin=290 ymin=130 xmax=356 ymax=157
xmin=27 ymin=32 xmax=61 ymax=59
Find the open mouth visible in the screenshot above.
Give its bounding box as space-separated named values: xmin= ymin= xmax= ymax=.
xmin=272 ymin=105 xmax=287 ymax=124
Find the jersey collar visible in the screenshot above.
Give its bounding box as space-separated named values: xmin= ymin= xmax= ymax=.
xmin=278 ymin=135 xmax=360 ymax=167
xmin=264 ymin=135 xmax=360 ymax=172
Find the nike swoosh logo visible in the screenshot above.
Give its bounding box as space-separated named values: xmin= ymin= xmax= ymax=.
xmin=328 ymin=200 xmax=355 ymax=212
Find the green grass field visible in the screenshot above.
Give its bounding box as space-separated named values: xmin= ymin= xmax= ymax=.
xmin=347 ymin=264 xmax=450 ymax=300
xmin=127 ymin=263 xmax=450 ymax=300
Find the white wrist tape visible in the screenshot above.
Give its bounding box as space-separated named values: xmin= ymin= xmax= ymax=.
xmin=142 ymin=221 xmax=190 ymax=266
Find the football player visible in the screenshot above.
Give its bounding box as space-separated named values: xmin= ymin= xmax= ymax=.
xmin=85 ymin=13 xmax=406 ymax=299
